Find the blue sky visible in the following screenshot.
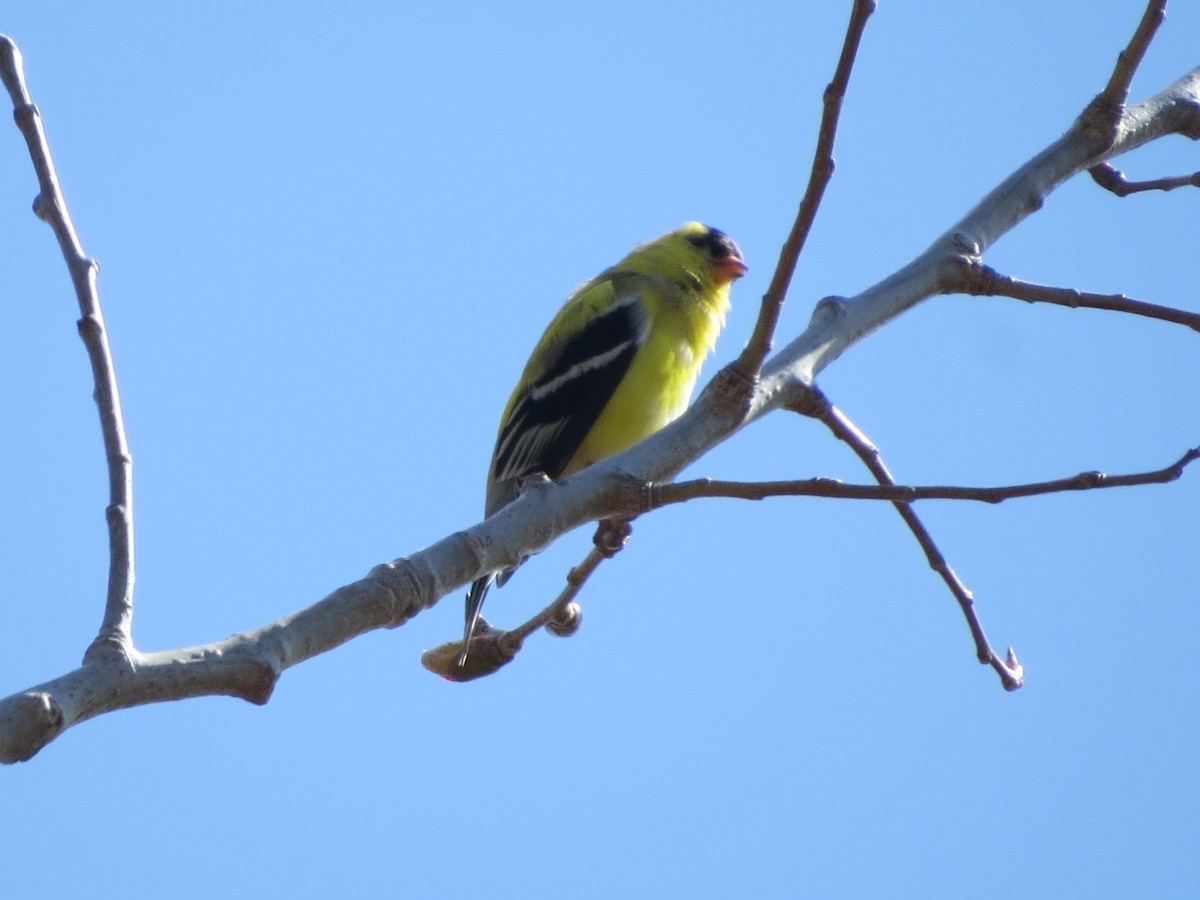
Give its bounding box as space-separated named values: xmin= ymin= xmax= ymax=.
xmin=2 ymin=2 xmax=1197 ymax=897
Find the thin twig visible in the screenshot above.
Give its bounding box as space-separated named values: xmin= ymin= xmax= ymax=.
xmin=637 ymin=444 xmax=1194 ymax=692
xmin=1089 ymin=161 xmax=1200 ymax=197
xmin=428 ymin=518 xmax=633 ymax=680
xmin=424 ymin=441 xmax=1200 ymax=682
xmin=961 ymin=263 xmax=1200 ymax=333
xmin=1077 ymin=0 xmax=1168 ymax=152
xmin=649 ymin=448 xmax=1200 ymax=506
xmin=734 ymin=0 xmax=876 ymax=379
xmin=0 ymin=36 xmax=135 ymax=660
xmin=1099 ymin=0 xmax=1167 ymax=109
xmin=789 ymin=388 xmax=1024 ymax=690
xmin=423 ymin=543 xmax=601 ymax=682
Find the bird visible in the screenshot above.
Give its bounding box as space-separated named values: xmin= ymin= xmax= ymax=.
xmin=460 ymin=221 xmax=746 ymax=664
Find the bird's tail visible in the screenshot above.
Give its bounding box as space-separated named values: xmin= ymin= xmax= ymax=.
xmin=458 ymin=573 xmax=495 ymax=667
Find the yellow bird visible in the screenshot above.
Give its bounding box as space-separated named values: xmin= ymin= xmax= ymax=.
xmin=462 ymin=222 xmax=746 ymax=661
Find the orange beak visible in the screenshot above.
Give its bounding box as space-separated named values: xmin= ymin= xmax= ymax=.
xmin=712 ymin=256 xmax=748 ymax=285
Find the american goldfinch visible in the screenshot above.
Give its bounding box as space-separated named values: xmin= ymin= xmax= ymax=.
xmin=461 ymin=222 xmax=747 ymax=661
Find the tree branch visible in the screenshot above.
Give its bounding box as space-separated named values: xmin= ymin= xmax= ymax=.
xmin=1088 ymin=161 xmax=1200 ymax=196
xmin=648 ymin=448 xmax=1200 ymax=506
xmin=0 ymin=550 xmax=455 ymax=762
xmin=1098 ymin=0 xmax=1166 ymax=111
xmin=423 ymin=551 xmax=592 ymax=683
xmin=0 ymin=36 xmax=135 ymax=660
xmin=2 ymin=4 xmax=1197 ymax=758
xmin=795 ymin=393 xmax=1025 ymax=690
xmin=754 ymin=63 xmax=1200 ymax=406
xmin=735 ymin=0 xmax=875 ymax=380
xmin=960 ymin=263 xmax=1200 ymax=332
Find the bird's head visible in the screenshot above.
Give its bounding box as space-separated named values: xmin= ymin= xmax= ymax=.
xmin=680 ymin=222 xmax=748 ymax=285
xmin=621 ymin=222 xmax=747 ymax=289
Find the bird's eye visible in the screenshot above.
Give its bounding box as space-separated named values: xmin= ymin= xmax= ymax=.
xmin=687 ymin=226 xmax=725 ymax=255
xmin=689 ymin=226 xmax=743 ymax=264
xmin=686 ymin=225 xmax=739 ymax=267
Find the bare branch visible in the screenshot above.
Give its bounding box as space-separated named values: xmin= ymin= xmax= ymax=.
xmin=760 ymin=63 xmax=1200 ymax=401
xmin=423 ymin=556 xmax=588 ymax=683
xmin=650 ymin=448 xmax=1200 ymax=506
xmin=1106 ymin=68 xmax=1200 ymax=153
xmin=429 ymin=442 xmax=1200 ymax=682
xmin=785 ymin=389 xmax=1024 ymax=691
xmin=734 ymin=0 xmax=875 ymax=380
xmin=960 ymin=263 xmax=1200 ymax=332
xmin=0 ymin=549 xmax=460 ymax=762
xmin=425 ymin=523 xmax=621 ymax=682
xmin=0 ymin=36 xmax=135 ymax=660
xmin=1098 ymin=0 xmax=1167 ymax=110
xmin=3 ymin=6 xmax=1196 ymax=754
xmin=1088 ymin=161 xmax=1200 ymax=196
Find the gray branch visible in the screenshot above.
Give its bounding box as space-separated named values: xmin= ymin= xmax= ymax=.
xmin=758 ymin=65 xmax=1200 ymax=406
xmin=0 ymin=37 xmax=135 ymax=660
xmin=1 ymin=29 xmax=1197 ymax=761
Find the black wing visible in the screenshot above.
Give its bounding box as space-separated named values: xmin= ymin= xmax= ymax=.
xmin=489 ymin=291 xmax=646 ymax=509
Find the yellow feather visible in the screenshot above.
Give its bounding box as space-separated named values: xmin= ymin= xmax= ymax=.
xmin=460 ymin=222 xmax=745 ymax=665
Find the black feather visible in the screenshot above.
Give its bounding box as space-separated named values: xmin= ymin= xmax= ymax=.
xmin=491 ymin=293 xmax=645 ymax=492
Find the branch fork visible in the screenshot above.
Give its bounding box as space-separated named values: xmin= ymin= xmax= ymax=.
xmin=2 ymin=0 xmax=1197 ymax=757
